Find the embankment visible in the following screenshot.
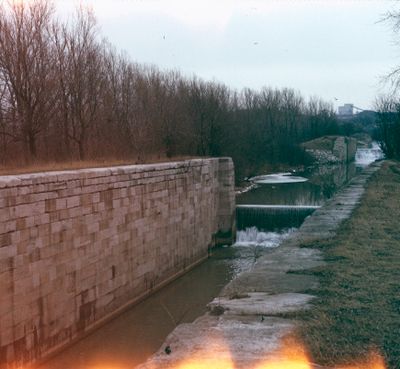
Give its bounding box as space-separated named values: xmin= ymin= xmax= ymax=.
xmin=0 ymin=158 xmax=235 ymax=368
xmin=297 ymin=160 xmax=400 ymax=369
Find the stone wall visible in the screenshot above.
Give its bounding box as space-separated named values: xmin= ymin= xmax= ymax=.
xmin=0 ymin=158 xmax=235 ymax=368
xmin=302 ymin=136 xmax=357 ymax=164
xmin=332 ymin=136 xmax=357 ymax=163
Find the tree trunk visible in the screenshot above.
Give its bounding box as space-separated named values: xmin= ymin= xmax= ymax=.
xmin=28 ymin=132 xmax=37 ymax=158
xmin=78 ymin=140 xmax=85 ymax=161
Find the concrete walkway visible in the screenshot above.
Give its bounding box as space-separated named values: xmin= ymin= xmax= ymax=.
xmin=137 ymin=162 xmax=382 ymax=369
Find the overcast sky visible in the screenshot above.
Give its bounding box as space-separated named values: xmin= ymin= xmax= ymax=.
xmin=56 ymin=0 xmax=400 ymax=111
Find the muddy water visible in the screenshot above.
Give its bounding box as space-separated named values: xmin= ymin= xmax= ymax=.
xmin=39 ymin=247 xmax=236 ymax=369
xmin=39 ymin=239 xmax=291 ymax=369
xmin=39 ymin=144 xmax=382 ymax=369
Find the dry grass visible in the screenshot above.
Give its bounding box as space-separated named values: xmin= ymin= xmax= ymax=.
xmin=0 ymin=155 xmax=199 ymax=176
xmin=290 ymin=161 xmax=400 ymax=369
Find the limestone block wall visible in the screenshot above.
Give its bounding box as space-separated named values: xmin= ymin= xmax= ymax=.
xmin=215 ymin=158 xmax=236 ymax=244
xmin=0 ymin=158 xmax=235 ymax=368
xmin=302 ymin=136 xmax=357 ymax=164
xmin=346 ymin=137 xmax=357 ymax=162
xmin=332 ymin=136 xmax=357 ymax=162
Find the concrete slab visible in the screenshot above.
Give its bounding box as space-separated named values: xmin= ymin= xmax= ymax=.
xmin=208 ymin=293 xmax=315 ymax=316
xmin=139 ymin=315 xmax=295 ymax=369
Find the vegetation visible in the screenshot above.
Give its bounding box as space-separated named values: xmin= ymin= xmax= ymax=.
xmin=375 ymin=97 xmax=400 ymax=159
xmin=0 ymin=0 xmax=339 ymax=180
xmin=373 ymin=10 xmax=400 ymax=160
xmin=293 ymin=161 xmax=400 ymax=369
xmin=337 ymin=110 xmax=379 ymax=138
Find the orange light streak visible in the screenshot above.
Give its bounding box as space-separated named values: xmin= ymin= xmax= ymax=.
xmin=254 ymin=336 xmax=313 ymax=369
xmin=175 ymin=333 xmax=235 ymax=369
xmin=336 ymin=350 xmax=386 ymax=369
xmin=166 ymin=335 xmax=386 ymax=369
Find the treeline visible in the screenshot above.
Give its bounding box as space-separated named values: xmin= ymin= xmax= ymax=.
xmin=0 ymin=0 xmax=339 ymax=179
xmin=375 ymin=96 xmax=400 ymax=159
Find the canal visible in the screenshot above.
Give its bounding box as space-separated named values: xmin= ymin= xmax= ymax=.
xmin=38 ymin=144 xmax=382 ymax=369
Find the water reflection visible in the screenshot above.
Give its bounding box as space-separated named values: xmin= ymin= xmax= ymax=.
xmin=250 ymin=172 xmax=308 ymax=184
xmin=238 ymin=145 xmax=379 ymax=207
xmin=236 ymin=205 xmax=318 ymax=231
xmin=237 ymin=179 xmax=327 ymax=206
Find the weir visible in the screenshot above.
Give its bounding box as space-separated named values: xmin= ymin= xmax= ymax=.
xmin=236 ymin=204 xmax=320 ymax=231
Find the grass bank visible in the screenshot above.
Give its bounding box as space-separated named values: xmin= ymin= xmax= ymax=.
xmin=296 ymin=161 xmax=400 ymax=369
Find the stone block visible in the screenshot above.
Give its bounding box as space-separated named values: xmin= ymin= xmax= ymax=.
xmin=66 ymin=196 xmax=80 ymax=209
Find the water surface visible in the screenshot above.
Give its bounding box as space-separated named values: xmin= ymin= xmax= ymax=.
xmin=238 ymin=143 xmax=383 ymax=207
xmin=39 ymin=231 xmax=293 ymax=369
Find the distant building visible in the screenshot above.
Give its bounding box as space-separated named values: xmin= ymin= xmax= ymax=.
xmin=338 ymin=104 xmax=354 ymax=116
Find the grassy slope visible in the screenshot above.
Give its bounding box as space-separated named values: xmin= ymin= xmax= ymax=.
xmin=296 ymin=161 xmax=400 ymax=369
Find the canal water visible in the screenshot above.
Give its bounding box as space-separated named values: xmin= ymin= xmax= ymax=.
xmin=39 ymin=144 xmax=382 ymax=369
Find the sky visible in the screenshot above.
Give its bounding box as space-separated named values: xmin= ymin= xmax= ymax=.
xmin=55 ymin=0 xmax=400 ymax=111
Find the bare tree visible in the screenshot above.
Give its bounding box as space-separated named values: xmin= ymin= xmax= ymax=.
xmin=0 ymin=0 xmax=58 ymax=161
xmin=55 ymin=7 xmax=106 ymax=160
xmin=184 ymin=78 xmax=231 ymax=156
xmin=0 ymin=0 xmax=340 ymax=176
xmin=375 ymin=95 xmax=400 ymax=158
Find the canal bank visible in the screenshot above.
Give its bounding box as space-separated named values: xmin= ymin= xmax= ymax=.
xmin=295 ymin=160 xmax=400 ymax=369
xmin=138 ymin=161 xmax=383 ymax=368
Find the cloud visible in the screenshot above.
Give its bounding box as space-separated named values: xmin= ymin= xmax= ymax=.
xmin=53 ymin=0 xmax=396 ymax=109
xmin=56 ymin=0 xmax=236 ymax=32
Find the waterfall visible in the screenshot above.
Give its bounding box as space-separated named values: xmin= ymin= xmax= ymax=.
xmin=234 ymin=226 xmax=294 ymax=248
xmin=355 ymin=142 xmax=384 ymax=167
xmin=236 ymin=204 xmax=320 ymax=231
